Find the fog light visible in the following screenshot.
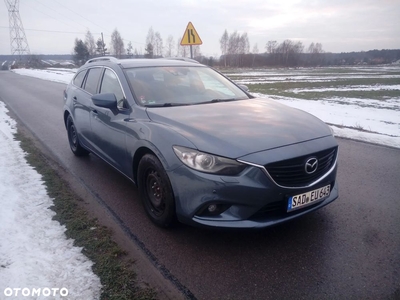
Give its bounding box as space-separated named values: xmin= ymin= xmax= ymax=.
xmin=208 ymin=204 xmax=217 ymax=213
xmin=196 ymin=203 xmax=231 ymax=217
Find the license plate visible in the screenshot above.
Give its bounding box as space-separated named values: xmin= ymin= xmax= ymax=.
xmin=287 ymin=184 xmax=331 ymax=212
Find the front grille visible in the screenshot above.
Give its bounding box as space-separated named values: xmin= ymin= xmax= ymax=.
xmin=265 ymin=147 xmax=337 ymax=187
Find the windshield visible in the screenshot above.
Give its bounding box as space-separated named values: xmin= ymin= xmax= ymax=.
xmin=124 ymin=66 xmax=250 ymax=107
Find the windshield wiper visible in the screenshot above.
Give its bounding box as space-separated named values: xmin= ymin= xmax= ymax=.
xmin=144 ymin=102 xmax=187 ymax=107
xmin=210 ymin=98 xmax=238 ymax=103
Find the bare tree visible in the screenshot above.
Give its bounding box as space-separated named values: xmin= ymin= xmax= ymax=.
xmin=110 ymin=28 xmax=125 ymax=58
xmin=227 ymin=31 xmax=239 ymax=55
xmin=193 ymin=45 xmax=201 ymax=58
xmin=165 ymin=35 xmax=175 ymax=57
xmin=252 ymin=43 xmax=259 ymax=54
xmin=238 ymin=32 xmax=249 ymax=67
xmin=266 ymin=40 xmax=278 ymax=54
xmin=276 ymin=40 xmax=304 ymax=66
xmin=238 ymin=32 xmax=250 ymax=54
xmin=177 ymin=37 xmax=188 ymax=57
xmin=225 ymin=31 xmax=249 ymax=67
xmin=154 ymin=32 xmax=163 ymax=57
xmin=85 ymin=31 xmax=96 ymax=57
xmin=308 ymin=42 xmax=323 ymax=54
xmin=308 ymin=42 xmax=324 ymax=66
xmin=252 ymin=43 xmax=259 ymax=67
xmin=276 ymin=40 xmax=293 ymax=66
xmin=220 ymin=29 xmax=229 ymax=67
xmin=145 ymin=27 xmax=155 ymax=52
xmin=126 ymin=41 xmax=133 ymax=57
xmin=293 ymin=41 xmax=304 ymax=66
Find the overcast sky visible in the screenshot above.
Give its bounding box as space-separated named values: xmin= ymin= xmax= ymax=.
xmin=1 ymin=0 xmax=399 ymax=57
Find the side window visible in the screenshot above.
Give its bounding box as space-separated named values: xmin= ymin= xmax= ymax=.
xmin=83 ymin=68 xmax=102 ymax=95
xmin=73 ymin=70 xmax=86 ymax=88
xmin=100 ymin=69 xmax=126 ymax=109
xmin=198 ymin=71 xmax=236 ymax=97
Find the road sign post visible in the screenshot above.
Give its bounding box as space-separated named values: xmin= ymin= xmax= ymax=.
xmin=180 ymin=22 xmax=202 ymax=59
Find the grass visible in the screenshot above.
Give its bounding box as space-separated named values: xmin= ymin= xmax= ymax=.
xmin=225 ymin=66 xmax=400 ymax=102
xmin=15 ymin=132 xmax=157 ymax=300
xmin=248 ymin=85 xmax=400 ymax=102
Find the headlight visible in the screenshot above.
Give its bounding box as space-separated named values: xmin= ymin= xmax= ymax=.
xmin=173 ymin=146 xmax=246 ymax=175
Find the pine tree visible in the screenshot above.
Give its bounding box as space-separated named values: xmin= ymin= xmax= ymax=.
xmin=74 ymin=39 xmax=89 ymax=66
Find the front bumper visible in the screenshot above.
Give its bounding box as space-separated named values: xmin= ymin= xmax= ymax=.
xmin=168 ymin=161 xmax=338 ymax=229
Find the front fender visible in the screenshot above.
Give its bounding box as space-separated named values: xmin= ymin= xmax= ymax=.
xmin=125 ymin=120 xmax=197 ymax=179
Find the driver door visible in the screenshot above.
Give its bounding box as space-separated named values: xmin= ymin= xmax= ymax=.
xmin=90 ymin=68 xmax=129 ymax=173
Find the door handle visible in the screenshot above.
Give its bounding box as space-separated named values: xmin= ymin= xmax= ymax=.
xmin=91 ymin=109 xmax=99 ymax=120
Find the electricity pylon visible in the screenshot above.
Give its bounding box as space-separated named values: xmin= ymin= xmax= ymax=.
xmin=4 ymin=0 xmax=30 ymax=60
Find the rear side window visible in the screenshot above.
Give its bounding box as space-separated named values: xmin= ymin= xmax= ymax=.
xmin=83 ymin=68 xmax=102 ymax=94
xmin=73 ymin=70 xmax=86 ymax=88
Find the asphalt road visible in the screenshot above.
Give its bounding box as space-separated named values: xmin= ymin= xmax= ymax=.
xmin=1 ymin=71 xmax=399 ymax=299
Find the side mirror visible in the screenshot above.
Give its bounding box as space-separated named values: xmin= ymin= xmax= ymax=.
xmin=238 ymin=84 xmax=249 ymax=92
xmin=91 ymin=93 xmax=117 ymax=109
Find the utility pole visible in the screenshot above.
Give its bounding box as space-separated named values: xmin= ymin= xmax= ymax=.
xmin=4 ymin=0 xmax=30 ymax=61
xmin=101 ymin=32 xmax=106 ymax=56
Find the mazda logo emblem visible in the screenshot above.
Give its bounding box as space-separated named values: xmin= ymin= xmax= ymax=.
xmin=305 ymin=158 xmax=318 ymax=174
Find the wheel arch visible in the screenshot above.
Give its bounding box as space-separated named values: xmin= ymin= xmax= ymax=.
xmin=64 ymin=110 xmax=71 ymax=129
xmin=132 ymin=147 xmax=157 ymax=185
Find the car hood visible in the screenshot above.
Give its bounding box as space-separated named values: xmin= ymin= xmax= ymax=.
xmin=146 ymin=98 xmax=332 ymax=158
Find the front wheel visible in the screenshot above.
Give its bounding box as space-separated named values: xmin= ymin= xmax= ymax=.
xmin=67 ymin=115 xmax=89 ymax=156
xmin=137 ymin=154 xmax=176 ymax=227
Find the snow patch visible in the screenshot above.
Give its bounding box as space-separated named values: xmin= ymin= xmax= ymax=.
xmin=0 ymin=101 xmax=102 ymax=299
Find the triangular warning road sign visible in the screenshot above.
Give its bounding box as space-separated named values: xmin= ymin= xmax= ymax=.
xmin=180 ymin=22 xmax=203 ymax=46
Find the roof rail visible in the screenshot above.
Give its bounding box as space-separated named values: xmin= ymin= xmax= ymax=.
xmin=85 ymin=56 xmax=118 ymax=64
xmin=161 ymin=57 xmax=200 ymax=64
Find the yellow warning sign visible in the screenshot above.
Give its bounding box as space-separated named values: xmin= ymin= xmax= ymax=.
xmin=180 ymin=22 xmax=203 ymax=46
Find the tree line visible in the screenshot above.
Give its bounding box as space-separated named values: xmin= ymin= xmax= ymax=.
xmin=219 ymin=30 xmax=328 ymax=67
xmin=73 ymin=27 xmax=201 ymax=66
xmin=218 ymin=30 xmax=400 ymax=68
xmin=72 ymin=27 xmax=400 ymax=68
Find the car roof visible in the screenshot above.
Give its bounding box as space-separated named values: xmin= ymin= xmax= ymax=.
xmin=84 ymin=57 xmax=203 ymax=69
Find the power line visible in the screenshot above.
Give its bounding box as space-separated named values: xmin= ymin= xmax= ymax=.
xmin=29 ymin=0 xmax=91 ymax=32
xmin=52 ymin=0 xmax=110 ymax=34
xmin=1 ymin=25 xmax=145 ymax=47
xmin=47 ymin=0 xmax=145 ymax=46
xmin=20 ymin=0 xmax=84 ymax=32
xmin=4 ymin=0 xmax=147 ymax=50
xmin=0 ymin=26 xmax=100 ymax=35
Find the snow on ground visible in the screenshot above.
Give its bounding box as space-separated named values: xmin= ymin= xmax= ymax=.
xmin=12 ymin=67 xmax=399 ymax=149
xmin=2 ymin=66 xmax=399 ymax=298
xmin=236 ymin=75 xmax=400 ymax=84
xmin=13 ymin=68 xmax=75 ymax=84
xmin=0 ymin=102 xmax=101 ymax=299
xmin=291 ymin=85 xmax=400 ymax=93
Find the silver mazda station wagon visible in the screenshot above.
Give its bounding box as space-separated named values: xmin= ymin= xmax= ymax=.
xmin=63 ymin=57 xmax=338 ymax=228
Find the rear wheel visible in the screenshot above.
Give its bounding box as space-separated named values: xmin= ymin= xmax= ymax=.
xmin=138 ymin=154 xmax=176 ymax=227
xmin=67 ymin=115 xmax=89 ymax=156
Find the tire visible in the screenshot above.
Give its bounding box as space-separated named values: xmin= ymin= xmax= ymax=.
xmin=137 ymin=154 xmax=176 ymax=228
xmin=67 ymin=115 xmax=89 ymax=156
